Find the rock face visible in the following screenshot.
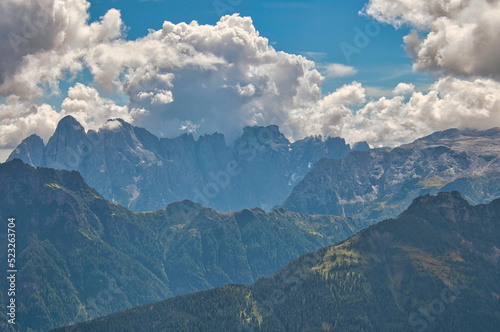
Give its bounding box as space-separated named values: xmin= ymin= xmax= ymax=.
xmin=283 ymin=127 xmax=500 ymax=221
xmin=8 ymin=116 xmax=366 ymax=212
xmin=0 ymin=159 xmax=368 ymax=331
xmin=9 ymin=134 xmax=44 ymax=167
xmin=57 ymin=192 xmax=500 ymax=332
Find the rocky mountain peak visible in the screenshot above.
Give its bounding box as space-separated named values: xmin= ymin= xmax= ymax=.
xmin=9 ymin=117 xmax=365 ymax=212
xmin=283 ymin=127 xmax=500 ymax=221
xmin=43 ymin=116 xmax=89 ymax=170
xmin=240 ymin=125 xmax=289 ymax=145
xmin=352 ymin=141 xmax=370 ymax=151
xmin=56 ymin=115 xmax=85 ymax=132
xmin=7 ymin=134 xmax=44 ymax=166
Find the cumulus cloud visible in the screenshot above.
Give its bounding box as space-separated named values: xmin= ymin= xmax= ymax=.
xmin=392 ymin=82 xmax=415 ymax=95
xmin=61 ymin=83 xmax=146 ymax=130
xmin=321 ymin=63 xmax=358 ymax=78
xmin=83 ymin=14 xmax=324 ymax=139
xmin=286 ymin=82 xmax=366 ymax=140
xmin=0 ymin=3 xmax=325 ymax=147
xmin=0 ymin=95 xmax=60 ymax=147
xmin=0 ymin=0 xmax=131 ymax=149
xmin=364 ymin=0 xmax=500 ymax=78
xmin=0 ymin=82 xmax=147 ymax=148
xmin=288 ymin=76 xmax=500 ymax=147
xmin=0 ymin=0 xmax=124 ymax=100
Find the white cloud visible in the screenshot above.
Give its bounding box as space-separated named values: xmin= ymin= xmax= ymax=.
xmin=364 ymin=86 xmax=395 ymax=98
xmin=364 ymin=0 xmax=500 ymax=78
xmin=84 ymin=14 xmax=324 ymax=140
xmin=61 ymin=83 xmax=146 ymax=130
xmin=288 ymin=76 xmax=500 ymax=147
xmin=322 ymin=63 xmax=358 ymax=78
xmin=151 ymin=90 xmax=174 ymax=104
xmin=180 ymin=120 xmax=201 ymax=134
xmin=236 ymin=83 xmax=256 ymax=97
xmin=0 ymin=82 xmax=148 ymax=149
xmin=392 ymin=82 xmax=415 ymax=95
xmin=103 ymin=119 xmax=123 ymax=131
xmin=0 ymin=95 xmax=61 ymax=147
xmin=285 ymin=82 xmax=366 ymax=141
xmin=0 ymin=0 xmax=124 ymax=100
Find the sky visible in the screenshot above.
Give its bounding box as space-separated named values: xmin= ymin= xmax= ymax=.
xmin=1 ymin=0 xmax=500 ymax=162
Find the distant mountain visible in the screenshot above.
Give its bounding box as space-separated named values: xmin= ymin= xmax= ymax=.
xmin=56 ymin=192 xmax=500 ymax=332
xmin=283 ymin=128 xmax=500 ymax=221
xmin=8 ymin=116 xmax=368 ymax=212
xmin=0 ymin=159 xmax=368 ymax=331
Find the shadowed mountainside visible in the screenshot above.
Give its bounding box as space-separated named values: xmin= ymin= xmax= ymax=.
xmin=283 ymin=127 xmax=500 ymax=221
xmin=8 ymin=116 xmax=368 ymax=212
xmin=0 ymin=159 xmax=368 ymax=331
xmin=57 ymin=191 xmax=500 ymax=331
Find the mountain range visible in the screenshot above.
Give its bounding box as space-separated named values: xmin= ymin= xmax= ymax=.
xmin=283 ymin=127 xmax=500 ymax=221
xmin=55 ymin=191 xmax=500 ymax=332
xmin=5 ymin=121 xmax=500 ymax=331
xmin=7 ymin=116 xmax=369 ymax=213
xmin=0 ymin=159 xmax=369 ymax=332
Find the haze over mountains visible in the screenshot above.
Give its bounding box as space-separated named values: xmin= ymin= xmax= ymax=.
xmin=284 ymin=127 xmax=500 ymax=221
xmin=56 ymin=192 xmax=500 ymax=331
xmin=8 ymin=116 xmax=369 ymax=213
xmin=0 ymin=159 xmax=369 ymax=331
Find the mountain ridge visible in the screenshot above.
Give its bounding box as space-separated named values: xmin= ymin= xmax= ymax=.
xmin=54 ymin=191 xmax=500 ymax=331
xmin=0 ymin=159 xmax=369 ymax=331
xmin=282 ymin=127 xmax=500 ymax=221
xmin=8 ymin=116 xmax=368 ymax=212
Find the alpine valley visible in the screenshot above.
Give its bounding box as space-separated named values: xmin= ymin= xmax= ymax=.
xmin=0 ymin=159 xmax=369 ymax=331
xmin=55 ymin=192 xmax=500 ymax=331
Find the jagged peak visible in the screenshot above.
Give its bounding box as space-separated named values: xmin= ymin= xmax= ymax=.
xmin=7 ymin=135 xmax=45 ymax=166
xmin=197 ymin=132 xmax=227 ymax=146
xmin=101 ymin=118 xmax=131 ymax=132
xmin=10 ymin=134 xmax=44 ymax=153
xmin=24 ymin=133 xmax=44 ymax=143
xmin=352 ymin=141 xmax=370 ymax=151
xmin=56 ymin=115 xmax=84 ymax=131
xmin=241 ymin=124 xmax=284 ymax=138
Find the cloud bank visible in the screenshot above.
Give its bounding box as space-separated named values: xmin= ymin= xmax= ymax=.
xmin=364 ymin=0 xmax=500 ymax=78
xmin=289 ymin=76 xmax=500 ymax=147
xmin=0 ymin=0 xmax=500 ymax=152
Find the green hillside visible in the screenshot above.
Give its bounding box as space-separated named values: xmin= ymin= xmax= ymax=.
xmin=0 ymin=159 xmax=367 ymax=331
xmin=57 ymin=191 xmax=500 ymax=331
